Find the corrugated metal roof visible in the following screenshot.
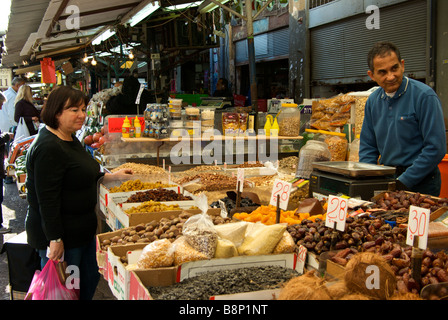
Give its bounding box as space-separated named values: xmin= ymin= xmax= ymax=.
xmin=2 ymin=0 xmax=51 ymax=66
xmin=1 ymin=0 xmax=156 ymax=68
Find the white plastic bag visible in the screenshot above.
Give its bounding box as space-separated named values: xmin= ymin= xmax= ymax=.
xmin=14 ymin=117 xmax=30 ymax=142
xmin=182 ymin=194 xmax=218 ymax=259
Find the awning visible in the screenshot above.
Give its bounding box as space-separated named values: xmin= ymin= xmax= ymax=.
xmin=1 ymin=0 xmax=159 ymax=68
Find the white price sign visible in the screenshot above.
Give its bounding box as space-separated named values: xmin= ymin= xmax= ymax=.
xmin=296 ymin=245 xmax=307 ymax=274
xmin=219 ymin=200 xmax=228 ymax=218
xmin=325 ymin=195 xmax=348 ymax=232
xmin=406 ymin=205 xmax=430 ymax=249
xmin=237 ymin=168 xmax=244 ymax=192
xmin=269 ymin=179 xmax=292 ymax=210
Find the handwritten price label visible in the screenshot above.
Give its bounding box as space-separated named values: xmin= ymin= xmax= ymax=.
xmin=270 ymin=179 xmax=292 ymax=210
xmin=406 ymin=205 xmax=430 ymax=249
xmin=296 ymin=245 xmax=307 ymax=274
xmin=237 ymin=168 xmax=244 ymax=192
xmin=325 ymin=195 xmax=348 ymax=232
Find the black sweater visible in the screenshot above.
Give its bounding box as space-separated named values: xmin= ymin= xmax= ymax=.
xmin=25 ymin=126 xmax=105 ymax=250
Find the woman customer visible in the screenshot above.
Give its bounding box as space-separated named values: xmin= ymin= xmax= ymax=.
xmin=0 ymin=93 xmax=14 ymax=234
xmin=14 ymin=84 xmax=41 ymax=136
xmin=25 ymin=86 xmax=133 ymax=300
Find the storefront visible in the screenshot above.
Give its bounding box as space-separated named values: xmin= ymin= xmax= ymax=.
xmin=309 ymin=0 xmax=429 ymax=96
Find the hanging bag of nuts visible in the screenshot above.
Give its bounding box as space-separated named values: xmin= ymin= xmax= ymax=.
xmin=182 ymin=194 xmax=218 ymax=259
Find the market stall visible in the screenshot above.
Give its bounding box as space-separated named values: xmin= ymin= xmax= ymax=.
xmin=80 ymin=93 xmax=448 ymax=301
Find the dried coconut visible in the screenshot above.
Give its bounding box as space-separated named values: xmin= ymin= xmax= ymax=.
xmin=344 ymin=252 xmax=396 ymax=300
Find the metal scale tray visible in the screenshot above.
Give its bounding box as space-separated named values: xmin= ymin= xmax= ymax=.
xmin=312 ymin=161 xmax=396 ymax=178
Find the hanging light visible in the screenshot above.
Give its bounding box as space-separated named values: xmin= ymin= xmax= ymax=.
xmin=83 ymin=53 xmax=89 ymax=63
xmin=91 ymin=57 xmax=97 ymax=66
xmin=128 ymin=50 xmax=134 ymax=60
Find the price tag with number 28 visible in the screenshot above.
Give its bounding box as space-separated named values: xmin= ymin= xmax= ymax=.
xmin=270 ymin=179 xmax=292 ymax=210
xmin=325 ymin=195 xmax=348 ymax=232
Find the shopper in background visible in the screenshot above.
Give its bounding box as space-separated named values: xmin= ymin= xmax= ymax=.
xmin=0 ymin=93 xmax=14 ymax=234
xmin=25 ymin=86 xmax=133 ymax=300
xmin=14 ymin=84 xmax=41 ymax=136
xmin=213 ymin=78 xmax=232 ymax=98
xmin=0 ymin=77 xmax=26 ymax=133
xmin=105 ymin=72 xmax=154 ymax=115
xmin=359 ymin=41 xmax=446 ymax=197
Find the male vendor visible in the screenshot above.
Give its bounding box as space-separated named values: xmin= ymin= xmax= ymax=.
xmin=359 ymin=41 xmax=446 ymax=197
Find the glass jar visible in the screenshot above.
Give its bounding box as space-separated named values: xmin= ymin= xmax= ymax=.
xmin=318 ymin=130 xmax=348 ymax=162
xmin=278 ymin=103 xmax=301 ymax=137
xmin=295 ymin=140 xmax=331 ymax=179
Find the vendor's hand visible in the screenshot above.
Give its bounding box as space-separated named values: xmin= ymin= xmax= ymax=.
xmin=48 ymin=241 xmax=64 ymax=261
xmin=395 ymin=179 xmax=408 ymax=191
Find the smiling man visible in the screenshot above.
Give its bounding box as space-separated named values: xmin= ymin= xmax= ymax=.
xmin=359 ymin=41 xmax=446 ymax=197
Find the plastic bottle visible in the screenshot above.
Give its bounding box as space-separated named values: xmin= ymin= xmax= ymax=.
xmin=264 ymin=115 xmax=272 ymax=136
xmin=348 ymin=134 xmax=360 ymax=162
xmin=129 ymin=118 xmax=135 ymax=138
xmin=134 ymin=116 xmax=141 ymax=138
xmin=122 ymin=116 xmax=131 ymax=138
xmin=271 ymin=117 xmax=279 ymax=136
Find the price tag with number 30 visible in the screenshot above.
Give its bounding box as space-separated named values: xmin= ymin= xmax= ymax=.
xmin=406 ymin=205 xmax=430 ymax=249
xmin=325 ymin=195 xmax=348 ymax=232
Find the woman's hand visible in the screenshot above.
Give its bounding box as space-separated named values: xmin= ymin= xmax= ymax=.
xmin=103 ymin=168 xmax=133 ymax=182
xmin=48 ymin=241 xmax=64 ymax=261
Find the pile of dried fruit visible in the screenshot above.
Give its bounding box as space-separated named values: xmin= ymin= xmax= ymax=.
xmin=371 ymin=190 xmax=448 ymax=212
xmin=125 ymin=188 xmax=192 ymax=203
xmin=234 ymin=205 xmax=325 ymax=226
xmin=109 ymin=180 xmax=176 ymax=193
xmin=124 ymin=201 xmax=181 ymax=214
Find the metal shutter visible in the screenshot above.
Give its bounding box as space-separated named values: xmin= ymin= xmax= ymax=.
xmin=310 ymin=0 xmax=427 ymax=83
xmin=235 ymin=27 xmax=289 ymax=64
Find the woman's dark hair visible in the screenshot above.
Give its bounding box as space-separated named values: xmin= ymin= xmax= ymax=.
xmin=367 ymin=41 xmax=402 ymax=72
xmin=40 ymin=86 xmax=89 ymax=129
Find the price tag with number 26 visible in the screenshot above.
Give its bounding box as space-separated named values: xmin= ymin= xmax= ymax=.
xmin=325 ymin=195 xmax=348 ymax=232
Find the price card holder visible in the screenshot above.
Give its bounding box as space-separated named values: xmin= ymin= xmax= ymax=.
xmin=237 ymin=168 xmax=244 ymax=193
xmin=296 ymin=245 xmax=307 ymax=274
xmin=219 ymin=200 xmax=228 ymax=218
xmin=270 ymin=179 xmax=292 ymax=211
xmin=406 ymin=205 xmax=430 ymax=250
xmin=325 ymin=195 xmax=347 ymax=232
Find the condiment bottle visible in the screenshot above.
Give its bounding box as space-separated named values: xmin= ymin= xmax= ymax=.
xmin=271 ymin=117 xmax=279 ymax=136
xmin=134 ymin=116 xmax=141 ymax=138
xmin=129 ymin=118 xmax=135 ymax=138
xmin=264 ymin=115 xmax=272 ymax=136
xmin=122 ymin=116 xmax=131 ymax=138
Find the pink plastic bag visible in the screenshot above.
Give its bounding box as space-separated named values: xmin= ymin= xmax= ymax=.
xmin=25 ymin=260 xmax=79 ymax=300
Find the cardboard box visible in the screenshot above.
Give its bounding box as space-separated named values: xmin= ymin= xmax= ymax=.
xmin=95 ymin=209 xmax=222 ymax=280
xmin=99 ymin=182 xmax=182 ymax=220
xmin=128 ymin=253 xmax=299 ymax=300
xmin=109 ymin=199 xmax=196 ymax=229
xmin=107 ymin=243 xmax=148 ymax=300
xmin=325 ymin=260 xmax=346 ymax=280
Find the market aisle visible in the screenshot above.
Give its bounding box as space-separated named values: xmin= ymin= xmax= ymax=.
xmin=0 ymin=182 xmax=115 ymax=300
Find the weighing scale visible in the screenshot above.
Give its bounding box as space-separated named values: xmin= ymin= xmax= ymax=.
xmin=309 ymin=161 xmax=396 ymax=201
xmin=199 ymin=97 xmax=232 ymax=109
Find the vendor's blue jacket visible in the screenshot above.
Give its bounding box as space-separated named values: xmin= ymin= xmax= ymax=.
xmin=359 ymin=76 xmax=446 ymax=189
